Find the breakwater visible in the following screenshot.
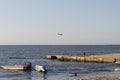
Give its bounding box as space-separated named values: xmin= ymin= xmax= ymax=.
xmin=45 ymin=55 xmax=115 ymax=63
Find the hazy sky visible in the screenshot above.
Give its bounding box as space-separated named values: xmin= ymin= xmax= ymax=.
xmin=0 ymin=0 xmax=120 ymax=45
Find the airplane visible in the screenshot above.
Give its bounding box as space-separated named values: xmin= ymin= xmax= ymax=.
xmin=57 ymin=33 xmax=63 ymax=35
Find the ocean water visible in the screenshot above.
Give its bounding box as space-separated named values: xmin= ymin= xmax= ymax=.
xmin=0 ymin=45 xmax=120 ymax=80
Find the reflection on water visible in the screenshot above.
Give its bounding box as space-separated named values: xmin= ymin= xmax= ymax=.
xmin=37 ymin=72 xmax=47 ymax=80
xmin=0 ymin=70 xmax=48 ymax=80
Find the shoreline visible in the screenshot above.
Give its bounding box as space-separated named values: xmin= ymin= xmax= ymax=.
xmin=60 ymin=71 xmax=120 ymax=80
xmin=75 ymin=76 xmax=120 ymax=80
xmin=61 ymin=75 xmax=120 ymax=80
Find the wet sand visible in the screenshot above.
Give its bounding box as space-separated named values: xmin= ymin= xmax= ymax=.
xmin=81 ymin=76 xmax=120 ymax=80
xmin=73 ymin=76 xmax=120 ymax=80
xmin=61 ymin=75 xmax=120 ymax=80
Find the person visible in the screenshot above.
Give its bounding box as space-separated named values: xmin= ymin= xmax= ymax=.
xmin=114 ymin=58 xmax=116 ymax=63
xmin=74 ymin=73 xmax=77 ymax=77
xmin=83 ymin=52 xmax=86 ymax=57
xmin=83 ymin=52 xmax=86 ymax=62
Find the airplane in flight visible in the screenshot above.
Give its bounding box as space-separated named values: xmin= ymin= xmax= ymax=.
xmin=57 ymin=33 xmax=63 ymax=35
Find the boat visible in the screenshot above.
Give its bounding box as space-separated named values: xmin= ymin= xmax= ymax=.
xmin=34 ymin=65 xmax=47 ymax=72
xmin=9 ymin=56 xmax=26 ymax=59
xmin=1 ymin=65 xmax=24 ymax=70
xmin=1 ymin=62 xmax=32 ymax=71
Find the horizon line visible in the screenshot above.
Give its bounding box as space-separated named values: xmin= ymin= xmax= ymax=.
xmin=0 ymin=44 xmax=120 ymax=46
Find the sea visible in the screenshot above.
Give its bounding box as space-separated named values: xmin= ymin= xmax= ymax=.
xmin=0 ymin=45 xmax=120 ymax=80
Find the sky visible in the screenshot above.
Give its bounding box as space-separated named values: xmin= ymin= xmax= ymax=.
xmin=0 ymin=0 xmax=120 ymax=45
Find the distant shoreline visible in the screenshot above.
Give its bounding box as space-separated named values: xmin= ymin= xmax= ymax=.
xmin=0 ymin=44 xmax=120 ymax=46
